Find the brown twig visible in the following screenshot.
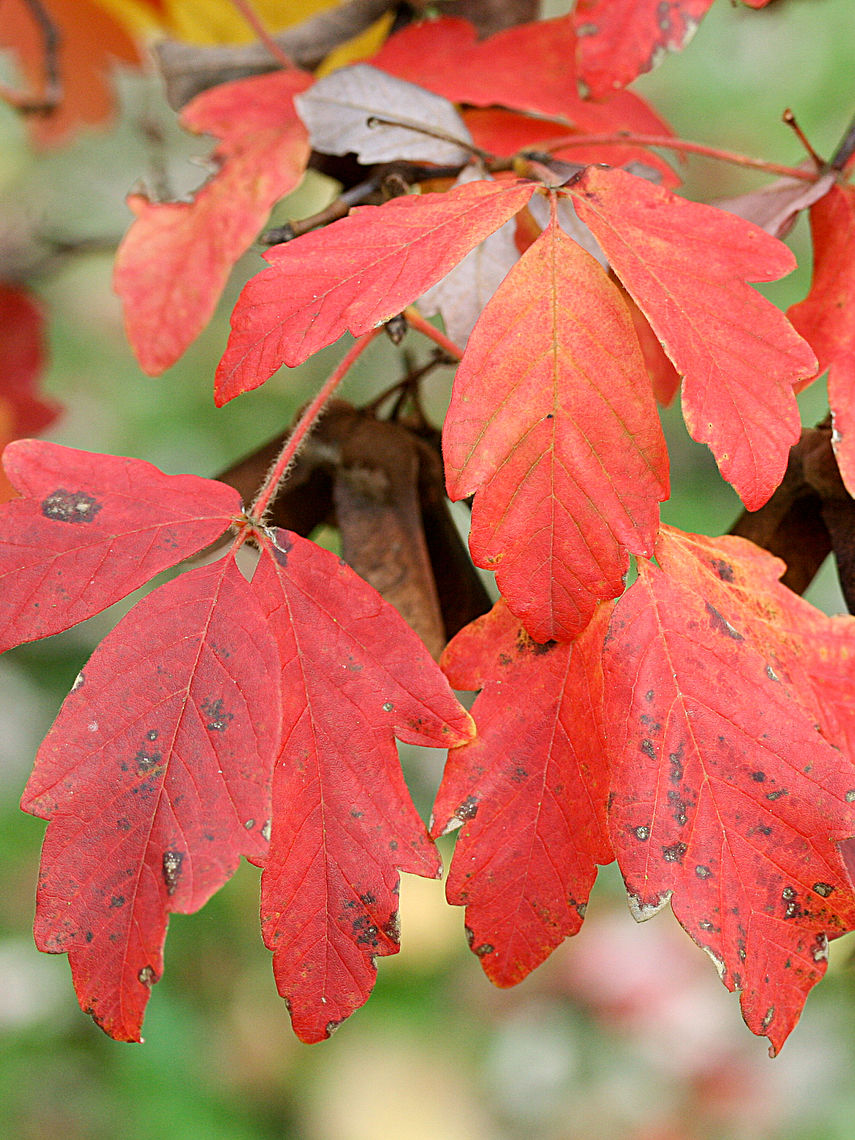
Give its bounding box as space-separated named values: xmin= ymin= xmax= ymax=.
xmin=830 ymin=110 xmax=855 ymax=172
xmin=0 ymin=0 xmax=62 ymax=115
xmin=782 ymin=109 xmax=825 ymax=170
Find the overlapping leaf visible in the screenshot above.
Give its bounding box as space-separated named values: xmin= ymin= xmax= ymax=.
xmin=0 ymin=441 xmax=240 ymax=651
xmin=21 ymin=554 xmax=281 ymax=1040
xmin=603 ymin=526 xmax=855 ymax=1054
xmin=215 ymin=177 xmax=535 ymax=404
xmin=789 ymin=184 xmax=855 ymax=495
xmin=443 ymin=201 xmax=669 ymax=643
xmin=433 ymin=600 xmax=613 ymax=986
xmin=114 ymin=69 xmax=312 ymax=375
xmin=573 ymin=0 xmax=715 ymax=99
xmin=568 ymin=166 xmax=818 ymax=509
xmin=250 ymin=531 xmax=473 ymax=1042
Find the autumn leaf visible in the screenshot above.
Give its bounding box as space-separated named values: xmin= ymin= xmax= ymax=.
xmin=250 ymin=531 xmax=473 ymax=1042
xmin=114 ymin=69 xmax=312 ymax=375
xmin=21 ymin=554 xmax=281 ymax=1041
xmin=568 ymin=166 xmax=818 ymax=509
xmin=0 ymin=441 xmax=241 ymax=652
xmin=433 ymin=600 xmax=613 ymax=986
xmin=788 ymin=184 xmax=855 ymax=495
xmin=295 ymin=64 xmax=473 ymax=166
xmin=603 ymin=525 xmax=855 ymax=1054
xmin=0 ymin=285 xmax=60 ymax=501
xmin=0 ymin=0 xmax=142 ymax=146
xmin=215 ymin=177 xmax=535 ymax=404
xmin=573 ymin=0 xmax=716 ymax=99
xmin=443 ymin=198 xmax=669 ymax=643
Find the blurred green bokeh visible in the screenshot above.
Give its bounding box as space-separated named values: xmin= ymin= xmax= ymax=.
xmin=2 ymin=3 xmax=855 ymax=1138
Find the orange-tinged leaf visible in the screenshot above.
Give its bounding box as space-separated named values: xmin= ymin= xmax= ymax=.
xmin=573 ymin=0 xmax=715 ymax=99
xmin=788 ymin=185 xmax=855 ymax=494
xmin=215 ymin=178 xmax=535 ymax=404
xmin=0 ymin=0 xmax=141 ymax=146
xmin=0 ymin=440 xmax=240 ymax=652
xmin=114 ymin=70 xmax=312 ymax=375
xmin=444 ymin=203 xmax=669 ymax=643
xmin=569 ymin=167 xmax=818 ymax=509
xmin=251 ymin=531 xmax=473 ymax=1042
xmin=603 ymin=527 xmax=855 ymax=1054
xmin=433 ymin=600 xmax=614 ymax=985
xmin=21 ymin=555 xmax=281 ymax=1041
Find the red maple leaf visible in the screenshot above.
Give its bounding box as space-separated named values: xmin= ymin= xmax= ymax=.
xmin=433 ymin=600 xmax=614 ymax=985
xmin=443 ymin=197 xmax=669 ymax=642
xmin=573 ymin=0 xmax=716 ymax=99
xmin=114 ymin=69 xmax=312 ymax=375
xmin=603 ymin=525 xmax=855 ymax=1054
xmin=0 ymin=440 xmax=241 ymax=651
xmin=21 ymin=554 xmax=282 ymax=1040
xmin=215 ymin=177 xmax=535 ymax=404
xmin=788 ymin=184 xmax=855 ymax=495
xmin=251 ymin=531 xmax=473 ymax=1041
xmin=568 ymin=166 xmax=818 ymax=509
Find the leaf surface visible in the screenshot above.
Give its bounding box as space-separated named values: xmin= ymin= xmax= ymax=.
xmin=569 ymin=166 xmax=818 ymax=509
xmin=0 ymin=441 xmax=240 ymax=652
xmin=215 ymin=178 xmax=535 ymax=403
xmin=434 ymin=600 xmax=613 ymax=985
xmin=114 ymin=70 xmax=312 ymax=375
xmin=788 ymin=185 xmax=855 ymax=494
xmin=443 ymin=204 xmax=669 ymax=642
xmin=295 ymin=64 xmax=472 ymax=165
xmin=603 ymin=526 xmax=855 ymax=1054
xmin=21 ymin=555 xmax=281 ymax=1041
xmin=251 ymin=531 xmax=473 ymax=1042
xmin=573 ymin=0 xmax=715 ymax=99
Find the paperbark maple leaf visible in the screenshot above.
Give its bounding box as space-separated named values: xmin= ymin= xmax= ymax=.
xmin=21 ymin=554 xmax=281 ymax=1041
xmin=788 ymin=184 xmax=855 ymax=496
xmin=603 ymin=526 xmax=855 ymax=1054
xmin=444 ymin=199 xmax=669 ymax=643
xmin=0 ymin=441 xmax=241 ymax=652
xmin=114 ymin=69 xmax=312 ymax=375
xmin=215 ymin=178 xmax=535 ymax=404
xmin=250 ymin=531 xmax=473 ymax=1042
xmin=573 ymin=0 xmax=716 ymax=99
xmin=568 ymin=166 xmax=818 ymax=510
xmin=433 ymin=600 xmax=614 ymax=986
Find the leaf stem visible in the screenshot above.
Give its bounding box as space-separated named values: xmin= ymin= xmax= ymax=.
xmin=403 ymin=308 xmax=464 ymax=361
xmin=533 ymin=131 xmax=820 ymax=182
xmin=248 ymin=329 xmax=382 ymax=521
xmin=228 ymin=0 xmax=296 ymax=70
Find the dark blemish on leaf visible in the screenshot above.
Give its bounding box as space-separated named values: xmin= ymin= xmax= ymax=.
xmin=640 ymin=739 xmax=655 ymax=759
xmin=695 ymin=865 xmax=712 ymax=880
xmin=662 ymin=842 xmax=687 ymax=863
xmin=645 ymin=690 xmax=654 ymax=702
xmin=511 ymin=766 xmax=528 ymax=783
xmin=698 ymin=919 xmax=717 ymax=932
xmin=751 ymin=771 xmax=766 ymax=782
xmin=146 ymin=729 xmax=158 ymax=741
xmin=710 ymin=559 xmax=734 ymax=582
xmin=762 ymin=1006 xmax=775 ymax=1031
xmin=766 ymin=788 xmax=788 ymax=801
xmin=204 ymin=831 xmax=215 ymax=842
xmin=575 ymin=902 xmax=587 ymax=918
xmin=389 ymin=839 xmax=398 ymax=851
xmin=498 ymin=653 xmax=512 ymax=666
xmin=360 ymin=892 xmax=376 ymax=905
xmin=272 ymin=531 xmax=293 ymax=566
xmin=669 ymin=742 xmax=685 ymax=784
xmin=847 ymin=791 xmax=855 ymax=803
xmin=135 ymin=749 xmax=161 ymax=772
xmin=41 ymin=489 xmax=103 ymax=524
xmin=85 ymin=930 xmax=94 ymax=943
xmin=162 ymin=850 xmax=184 ymax=896
xmin=350 ymin=808 xmax=364 ymax=819
xmin=353 ymin=914 xmax=380 ymax=948
xmin=813 ymin=933 xmax=829 ymax=962
xmin=813 ymin=882 xmax=834 ymax=898
xmin=138 ymin=965 xmax=156 ymax=987
xmin=201 ymin=697 xmax=233 ymax=732
xmin=705 ymin=601 xmax=743 ymax=640
xmin=382 ymin=701 xmax=394 ymax=712
xmin=244 ymin=818 xmax=255 ymax=830
xmin=72 ymin=671 xmax=85 ymax=692
xmin=261 ymin=820 xmax=271 ymax=842
xmin=765 ymin=664 xmax=780 ymax=683
xmin=668 ymin=790 xmax=688 ymax=826
xmin=515 ymin=628 xmax=557 ymax=655
xmin=634 ymin=825 xmax=650 ymax=841
xmin=117 ymin=817 xmax=130 ymax=832
xmin=737 ymin=938 xmax=747 ymax=962
xmin=455 ymin=796 xmax=479 ymax=822
xmin=110 ymin=895 xmax=125 ymax=908
xmin=545 ymin=413 xmax=554 ymax=420
xmin=384 ymin=913 xmax=401 ymax=942
xmin=782 ymin=886 xmax=795 ymax=899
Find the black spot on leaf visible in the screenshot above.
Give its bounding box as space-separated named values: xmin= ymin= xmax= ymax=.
xmin=41 ymin=489 xmax=103 ymax=524
xmin=704 ymin=601 xmax=743 ymax=640
xmin=201 ymin=697 xmax=233 ymax=732
xmin=162 ymin=850 xmax=184 ymax=896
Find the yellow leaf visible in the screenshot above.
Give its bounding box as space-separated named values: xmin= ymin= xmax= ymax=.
xmin=93 ymin=0 xmax=341 ymax=44
xmin=315 ymin=10 xmax=395 ymax=76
